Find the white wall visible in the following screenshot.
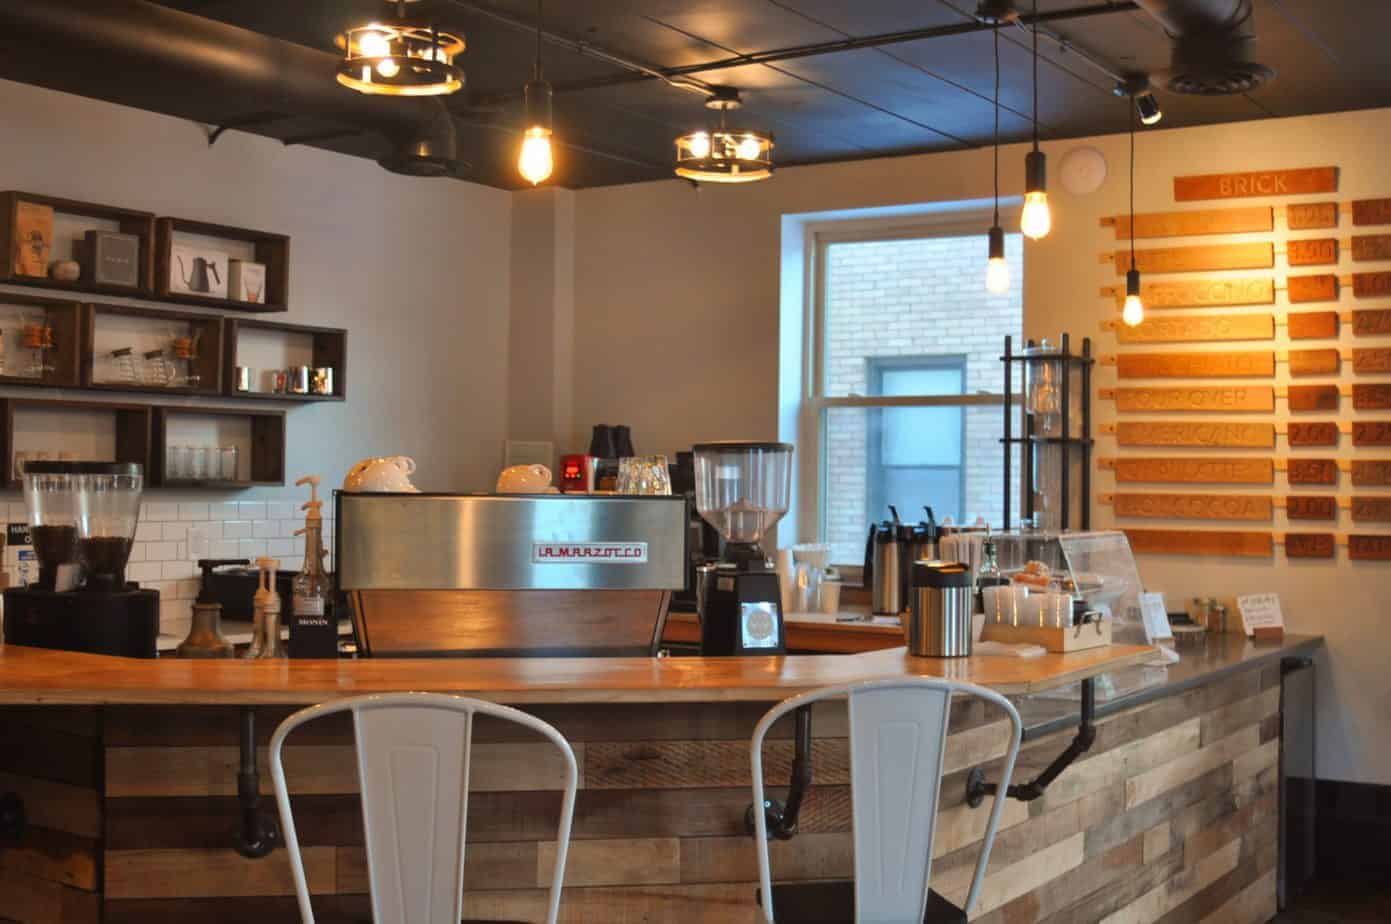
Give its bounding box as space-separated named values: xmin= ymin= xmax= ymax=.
xmin=568 ymin=108 xmax=1391 ymax=786
xmin=0 ymin=78 xmax=513 ymax=495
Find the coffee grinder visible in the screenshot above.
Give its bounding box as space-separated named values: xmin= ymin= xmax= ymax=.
xmin=693 ymin=441 xmax=792 ymax=656
xmin=2 ymin=462 xmax=159 ymax=658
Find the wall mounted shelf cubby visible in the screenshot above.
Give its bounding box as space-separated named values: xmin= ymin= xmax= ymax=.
xmin=0 ymin=397 xmax=152 ymax=488
xmin=155 ymin=217 xmax=289 ymax=313
xmin=0 ymin=191 xmax=156 ymax=298
xmin=152 ymin=406 xmax=286 ymax=488
xmin=81 ymin=302 xmax=224 ymax=397
xmin=0 ymin=292 xmax=82 ymax=389
xmin=223 ymin=318 xmax=346 ymax=401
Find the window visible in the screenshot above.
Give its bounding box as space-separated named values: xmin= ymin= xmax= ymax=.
xmin=803 ymin=217 xmax=1023 ymax=566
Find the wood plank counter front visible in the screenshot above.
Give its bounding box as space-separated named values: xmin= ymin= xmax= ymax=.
xmin=0 ymin=637 xmax=1317 ymax=924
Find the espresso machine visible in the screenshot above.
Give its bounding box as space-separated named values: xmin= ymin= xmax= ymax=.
xmin=2 ymin=462 xmax=159 ymax=658
xmin=693 ymin=441 xmax=792 ymax=656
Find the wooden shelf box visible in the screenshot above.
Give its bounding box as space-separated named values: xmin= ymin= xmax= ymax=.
xmin=222 ymin=317 xmax=346 ymax=401
xmin=0 ymin=191 xmax=155 ymax=296
xmin=151 ymin=406 xmax=285 ymax=488
xmin=0 ymin=292 xmax=82 ymax=389
xmin=154 ymin=218 xmax=289 ymax=313
xmin=0 ymin=398 xmax=152 ymax=487
xmin=81 ymin=302 xmax=224 ymax=397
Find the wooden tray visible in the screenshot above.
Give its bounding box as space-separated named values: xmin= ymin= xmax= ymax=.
xmin=981 ymin=618 xmax=1112 ymax=653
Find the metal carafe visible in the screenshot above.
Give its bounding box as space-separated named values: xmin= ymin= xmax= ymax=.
xmin=902 ymin=506 xmax=939 ymax=601
xmin=908 ymin=561 xmax=974 ymax=657
xmin=864 ymin=506 xmax=907 ymax=616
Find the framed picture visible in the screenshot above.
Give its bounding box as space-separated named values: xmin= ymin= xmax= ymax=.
xmin=13 ymin=201 xmax=54 ymax=278
xmin=168 ymin=244 xmax=229 ymax=299
xmin=228 ymin=259 xmax=267 ymax=304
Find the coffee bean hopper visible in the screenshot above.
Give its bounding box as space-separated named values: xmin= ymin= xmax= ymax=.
xmin=2 ymin=461 xmax=159 ymax=658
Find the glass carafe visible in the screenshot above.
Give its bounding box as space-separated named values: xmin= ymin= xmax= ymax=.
xmin=74 ymin=463 xmax=144 ymax=591
xmin=21 ymin=462 xmax=80 ymax=590
xmin=692 ymin=441 xmax=792 ymax=561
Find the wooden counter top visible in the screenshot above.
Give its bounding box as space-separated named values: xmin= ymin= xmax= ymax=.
xmin=0 ymin=641 xmax=1154 ymax=706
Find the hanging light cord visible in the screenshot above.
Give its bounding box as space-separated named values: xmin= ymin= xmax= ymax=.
xmin=1031 ymin=0 xmax=1039 ymax=152
xmin=993 ymin=25 xmax=1000 ymax=228
xmin=534 ymin=0 xmax=543 ymax=80
xmin=1130 ymin=98 xmax=1136 ymax=267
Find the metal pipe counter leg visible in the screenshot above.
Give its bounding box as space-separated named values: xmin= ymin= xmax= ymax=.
xmin=233 ymin=706 xmax=279 ymax=858
xmin=746 ymin=705 xmax=813 ymax=840
xmin=966 ymin=677 xmax=1097 ymax=806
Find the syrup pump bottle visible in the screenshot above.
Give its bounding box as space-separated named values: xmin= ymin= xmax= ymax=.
xmin=289 ymin=476 xmax=336 ymax=658
xmin=244 ymin=557 xmax=284 ymax=659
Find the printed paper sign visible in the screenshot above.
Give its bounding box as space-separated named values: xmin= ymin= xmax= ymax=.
xmin=1139 ymin=592 xmax=1173 ymax=644
xmin=1236 ymin=593 xmax=1284 ymax=636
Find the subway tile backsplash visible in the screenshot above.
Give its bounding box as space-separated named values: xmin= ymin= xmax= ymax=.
xmin=4 ymin=502 xmax=334 ymax=641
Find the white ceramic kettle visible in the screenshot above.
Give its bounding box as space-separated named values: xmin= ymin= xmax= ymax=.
xmin=342 ymin=456 xmax=420 ymax=493
xmin=495 ymin=464 xmax=554 ymax=494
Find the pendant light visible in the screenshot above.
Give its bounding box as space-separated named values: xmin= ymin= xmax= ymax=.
xmin=336 ymin=0 xmax=465 ymax=97
xmin=1019 ymin=0 xmax=1052 ymax=240
xmin=674 ymin=87 xmax=774 ymax=184
xmin=985 ymin=22 xmax=1009 ymax=294
xmin=518 ymin=0 xmax=554 ymax=185
xmin=1122 ymin=100 xmax=1145 ymax=327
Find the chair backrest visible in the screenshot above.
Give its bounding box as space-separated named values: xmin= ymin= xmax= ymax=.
xmin=269 ymin=692 xmax=579 ymax=924
xmin=750 ymin=678 xmax=1022 ymax=923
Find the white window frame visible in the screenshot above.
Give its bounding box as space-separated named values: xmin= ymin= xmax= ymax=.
xmin=794 ymin=206 xmax=1021 ymax=568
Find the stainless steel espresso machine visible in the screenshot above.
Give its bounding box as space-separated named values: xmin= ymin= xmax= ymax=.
xmin=692 ymin=441 xmax=792 ymax=656
xmin=335 ymin=492 xmax=687 ymax=657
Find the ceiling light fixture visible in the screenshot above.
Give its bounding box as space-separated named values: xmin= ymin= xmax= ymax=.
xmin=1114 ymin=76 xmax=1162 ymax=126
xmin=336 ymin=0 xmax=465 ymax=97
xmin=1135 ymin=92 xmax=1163 ymax=125
xmin=674 ymin=87 xmax=774 ymax=184
xmin=985 ymin=18 xmax=1009 ymax=294
xmin=1123 ymin=99 xmax=1144 ymax=328
xmin=517 ymin=0 xmax=554 ymax=185
xmin=1020 ymin=0 xmax=1051 ymax=241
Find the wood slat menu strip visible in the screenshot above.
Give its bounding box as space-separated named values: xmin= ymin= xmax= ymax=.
xmin=1354 ymin=421 xmax=1391 ymax=446
xmin=1286 ymin=238 xmax=1338 ymax=266
xmin=1102 ymin=277 xmax=1275 ymax=309
xmin=1349 ymin=535 xmax=1391 ymax=561
xmin=1285 ymin=534 xmax=1336 ymax=559
xmin=1352 ymin=498 xmax=1391 ymax=523
xmin=1287 ymin=274 xmax=1339 ymax=303
xmin=1353 ymin=272 xmax=1391 ymax=298
xmin=1353 ymin=384 xmax=1391 ymax=410
xmin=1351 ymin=234 xmax=1391 ymax=262
xmin=1174 ymin=167 xmax=1337 ymax=201
xmin=1352 ymin=461 xmax=1391 ymax=486
xmin=1113 ymin=314 xmax=1274 ymax=344
xmin=1125 ymin=529 xmax=1274 ymax=557
xmin=1110 ymin=458 xmax=1275 ymax=485
xmin=1288 ymin=349 xmax=1340 ymax=376
xmin=1353 ymin=348 xmax=1391 ymax=374
xmin=1117 ymin=352 xmax=1275 ymax=379
xmin=1286 ymin=312 xmax=1339 ymax=340
xmin=1286 ymin=202 xmax=1339 ymax=230
xmin=1354 ymin=309 xmax=1391 ymax=336
xmin=1287 ymin=459 xmax=1338 ymax=485
xmin=1286 ymin=497 xmax=1338 ymax=521
xmin=1110 ymin=386 xmax=1275 ymax=413
xmin=1287 ymin=422 xmax=1340 ymax=447
xmin=1102 ymin=207 xmax=1273 ymax=239
xmin=1113 ymin=422 xmax=1276 ymax=449
xmin=1111 ymin=494 xmax=1273 ymax=521
xmin=1353 ymin=198 xmax=1391 ymax=226
xmin=1287 ymin=385 xmax=1340 ymax=412
xmin=1108 ymin=243 xmax=1274 ymax=275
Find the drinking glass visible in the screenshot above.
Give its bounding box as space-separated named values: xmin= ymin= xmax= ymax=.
xmin=189 ymin=446 xmax=209 ymax=481
xmin=219 ymin=446 xmax=239 ymax=481
xmin=616 ymin=455 xmax=671 ymax=495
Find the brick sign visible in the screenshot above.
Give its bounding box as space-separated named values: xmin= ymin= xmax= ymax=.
xmin=1174 ymin=166 xmax=1337 ymax=201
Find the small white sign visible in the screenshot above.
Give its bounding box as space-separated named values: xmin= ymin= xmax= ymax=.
xmin=532 ymin=542 xmax=648 ymax=564
xmin=1237 ymin=593 xmax=1284 ymax=636
xmin=1139 ymin=592 xmax=1173 ymax=644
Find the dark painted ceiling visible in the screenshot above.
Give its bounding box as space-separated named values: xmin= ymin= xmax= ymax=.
xmin=10 ymin=0 xmax=1391 ymax=189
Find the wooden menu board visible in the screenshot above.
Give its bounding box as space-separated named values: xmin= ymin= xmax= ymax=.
xmin=1112 ymin=386 xmax=1274 ymax=412
xmin=1288 ymin=349 xmax=1340 ymax=376
xmin=1287 ymin=384 xmax=1340 ymax=412
xmin=1286 ymin=238 xmax=1338 ymax=266
xmin=1125 ymin=528 xmax=1273 ymax=557
xmin=1285 ymin=534 xmax=1336 ymax=559
xmin=1110 ymin=243 xmax=1274 ymax=275
xmin=1354 ymin=309 xmax=1391 ymax=336
xmin=1352 ymin=461 xmax=1391 ymax=486
xmin=1353 ymin=384 xmax=1391 ymax=410
xmin=1353 ymin=199 xmax=1391 ymax=226
xmin=1287 ymin=422 xmax=1339 ymax=446
xmin=1112 ymin=493 xmax=1272 ymax=521
xmin=1112 ymin=457 xmax=1274 ymax=485
xmin=1287 ymin=459 xmax=1338 ymax=484
xmin=1352 ymin=498 xmax=1391 ymax=523
xmin=1352 ymin=235 xmax=1391 ymax=262
xmin=1116 ymin=351 xmax=1275 ymax=379
xmin=1352 ymin=348 xmax=1391 ymax=374
xmin=1349 ymin=535 xmax=1391 ymax=561
xmin=1114 ymin=313 xmax=1274 ymax=344
xmin=1286 ymin=496 xmax=1337 ymax=521
xmin=1114 ymin=421 xmax=1275 ymax=448
xmin=1103 ymin=207 xmax=1272 ymax=239
xmin=1353 ymin=273 xmax=1391 ymax=298
xmin=1174 ymin=167 xmax=1337 ymax=201
xmin=1286 ymin=311 xmax=1339 ymax=340
xmin=1354 ymin=422 xmax=1391 ymax=446
xmin=1105 ymin=277 xmax=1275 ymax=309
xmin=1286 ymin=202 xmax=1339 ymax=230
xmin=1287 ymin=274 xmax=1338 ymax=303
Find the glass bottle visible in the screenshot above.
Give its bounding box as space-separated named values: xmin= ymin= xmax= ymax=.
xmin=975 ymin=529 xmax=1007 ymax=616
xmin=292 ymin=484 xmax=328 ymax=629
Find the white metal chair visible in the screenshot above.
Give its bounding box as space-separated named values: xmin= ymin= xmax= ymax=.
xmin=750 ymin=678 xmax=1023 ymax=923
xmin=269 ymin=692 xmax=579 ymax=924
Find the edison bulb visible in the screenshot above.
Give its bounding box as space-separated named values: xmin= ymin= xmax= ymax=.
xmin=1021 ymin=191 xmax=1052 ymax=240
xmin=986 ymin=257 xmax=1010 ymax=294
xmin=736 ymin=135 xmax=762 ymax=161
xmin=1122 ymin=294 xmax=1145 ymax=327
xmin=375 ymin=58 xmax=400 ymax=78
xmin=358 ymin=30 xmax=390 ymax=58
xmin=519 ymin=127 xmax=554 ymax=186
xmin=687 ymin=132 xmax=711 ymax=159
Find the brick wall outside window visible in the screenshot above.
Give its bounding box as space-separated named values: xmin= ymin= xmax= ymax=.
xmin=820 ymin=233 xmax=1023 ymax=564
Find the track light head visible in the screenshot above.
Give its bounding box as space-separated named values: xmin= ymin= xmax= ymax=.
xmin=975 ymin=0 xmax=1019 ymax=24
xmin=1135 ymin=92 xmax=1162 ymax=126
xmin=1114 ymin=75 xmax=1163 ymax=126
